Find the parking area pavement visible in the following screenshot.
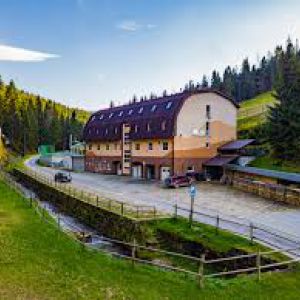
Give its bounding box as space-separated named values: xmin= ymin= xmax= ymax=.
xmin=26 ymin=157 xmax=300 ymax=239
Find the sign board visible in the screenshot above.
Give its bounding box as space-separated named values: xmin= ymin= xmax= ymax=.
xmin=189 ymin=185 xmax=196 ymax=197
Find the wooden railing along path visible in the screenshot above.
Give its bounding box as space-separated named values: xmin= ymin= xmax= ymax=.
xmin=15 ymin=168 xmax=167 ymax=220
xmin=1 ymin=172 xmax=300 ymax=288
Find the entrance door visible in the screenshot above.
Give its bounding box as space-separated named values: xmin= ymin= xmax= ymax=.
xmin=132 ymin=165 xmax=142 ymax=178
xmin=160 ymin=166 xmax=171 ymax=181
xmin=146 ymin=165 xmax=155 ymax=180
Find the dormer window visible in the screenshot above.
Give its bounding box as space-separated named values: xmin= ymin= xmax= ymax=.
xmin=91 ymin=116 xmax=96 ymax=121
xmin=151 ymin=104 xmax=157 ymax=112
xmin=161 ymin=121 xmax=166 ymax=131
xmin=99 ymin=114 xmax=104 ymax=120
xmin=118 ymin=111 xmax=123 ymax=117
xmin=166 ymin=101 xmax=172 ymax=109
xmin=138 ymin=107 xmax=143 ymax=114
xmin=128 ymin=109 xmax=133 ymax=115
xmin=134 ymin=124 xmax=138 ymax=133
xmin=109 ymin=112 xmax=114 ymax=119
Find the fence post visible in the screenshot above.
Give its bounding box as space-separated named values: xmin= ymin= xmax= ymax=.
xmin=250 ymin=223 xmax=254 ymax=244
xmin=215 ymin=215 xmax=220 ymax=235
xmin=256 ymin=250 xmax=261 ymax=281
xmin=132 ymin=238 xmax=136 ymax=267
xmin=189 ymin=195 xmax=195 ymax=228
xmin=174 ymin=203 xmax=178 ymax=219
xmin=121 ymin=202 xmax=124 ymax=215
xmin=198 ymin=254 xmax=205 ymax=288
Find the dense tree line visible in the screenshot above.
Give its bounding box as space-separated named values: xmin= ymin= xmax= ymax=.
xmin=0 ymin=77 xmax=90 ymax=154
xmin=266 ymin=39 xmax=300 ymax=161
xmin=182 ymin=48 xmax=281 ymax=102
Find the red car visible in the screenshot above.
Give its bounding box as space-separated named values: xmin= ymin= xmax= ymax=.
xmin=164 ymin=175 xmax=192 ymax=188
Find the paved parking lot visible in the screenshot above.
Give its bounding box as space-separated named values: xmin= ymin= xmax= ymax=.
xmin=26 ymin=157 xmax=300 ymax=238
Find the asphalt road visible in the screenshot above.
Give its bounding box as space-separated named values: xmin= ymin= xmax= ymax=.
xmin=26 ymin=156 xmax=300 ymax=255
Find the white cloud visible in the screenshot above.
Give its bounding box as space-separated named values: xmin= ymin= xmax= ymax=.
xmin=146 ymin=24 xmax=157 ymax=30
xmin=116 ymin=20 xmax=157 ymax=32
xmin=117 ymin=20 xmax=140 ymax=32
xmin=0 ymin=44 xmax=59 ymax=62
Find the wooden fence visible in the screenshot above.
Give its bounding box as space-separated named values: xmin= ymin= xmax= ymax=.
xmin=2 ymin=172 xmax=300 ymax=288
xmin=15 ymin=168 xmax=166 ymax=220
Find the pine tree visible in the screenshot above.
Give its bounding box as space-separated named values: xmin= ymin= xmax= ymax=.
xmin=267 ymin=39 xmax=300 ymax=161
xmin=201 ymin=75 xmax=209 ymax=88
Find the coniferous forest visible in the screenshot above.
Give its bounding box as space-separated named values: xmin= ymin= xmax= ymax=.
xmin=0 ymin=77 xmax=90 ymax=154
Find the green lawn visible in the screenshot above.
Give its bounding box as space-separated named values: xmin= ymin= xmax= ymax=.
xmin=1 ymin=179 xmax=300 ymax=299
xmin=250 ymin=156 xmax=300 ymax=174
xmin=238 ymin=92 xmax=277 ymax=132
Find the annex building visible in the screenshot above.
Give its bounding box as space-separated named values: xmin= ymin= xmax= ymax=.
xmin=83 ymin=89 xmax=238 ymax=180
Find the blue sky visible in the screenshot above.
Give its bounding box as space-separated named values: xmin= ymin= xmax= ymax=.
xmin=0 ymin=0 xmax=300 ymax=110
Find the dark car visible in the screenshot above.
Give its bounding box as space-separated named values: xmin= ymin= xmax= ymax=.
xmin=54 ymin=172 xmax=72 ymax=183
xmin=164 ymin=175 xmax=192 ymax=188
xmin=186 ymin=171 xmax=205 ymax=181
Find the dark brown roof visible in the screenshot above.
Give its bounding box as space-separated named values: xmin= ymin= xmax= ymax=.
xmin=218 ymin=139 xmax=255 ymax=151
xmin=203 ymin=155 xmax=239 ymax=167
xmin=83 ymin=89 xmax=238 ymax=142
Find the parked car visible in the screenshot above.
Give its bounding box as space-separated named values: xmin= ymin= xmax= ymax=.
xmin=164 ymin=175 xmax=192 ymax=188
xmin=186 ymin=171 xmax=205 ymax=181
xmin=54 ymin=172 xmax=72 ymax=183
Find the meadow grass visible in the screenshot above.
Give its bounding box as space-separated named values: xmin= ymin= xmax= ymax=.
xmin=1 ymin=180 xmax=300 ymax=299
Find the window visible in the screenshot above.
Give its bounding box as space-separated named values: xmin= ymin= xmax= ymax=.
xmin=105 ymin=128 xmax=108 ymax=135
xmin=162 ymin=141 xmax=168 ymax=151
xmin=109 ymin=112 xmax=114 ymax=119
xmin=99 ymin=114 xmax=104 ymax=120
xmin=135 ymin=143 xmax=140 ymax=150
xmin=206 ymin=105 xmax=211 ymax=119
xmin=106 ymin=144 xmax=110 ymax=150
xmin=96 ymin=129 xmax=99 ymax=135
xmin=147 ymin=122 xmax=151 ymax=132
xmin=151 ymin=104 xmax=157 ymax=112
xmin=114 ymin=143 xmax=118 ymax=150
xmin=88 ymin=144 xmax=92 ymax=150
xmin=161 ymin=120 xmax=166 ymax=131
xmin=97 ymin=144 xmax=101 ymax=150
xmin=206 ymin=142 xmax=210 ymax=148
xmin=206 ymin=122 xmax=210 ymax=136
xmin=118 ymin=111 xmax=123 ymax=117
xmin=128 ymin=109 xmax=133 ymax=115
xmin=134 ymin=124 xmax=138 ymax=133
xmin=166 ymin=101 xmax=172 ymax=109
xmin=91 ymin=116 xmax=96 ymax=121
xmin=148 ymin=142 xmax=153 ymax=150
xmin=138 ymin=107 xmax=143 ymax=114
xmin=114 ymin=127 xmax=118 ymax=134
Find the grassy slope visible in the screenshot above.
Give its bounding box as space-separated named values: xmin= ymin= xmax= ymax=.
xmin=249 ymin=156 xmax=300 ymax=173
xmin=1 ymin=180 xmax=300 ymax=299
xmin=237 ymin=92 xmax=300 ymax=173
xmin=238 ymin=91 xmax=276 ymax=132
